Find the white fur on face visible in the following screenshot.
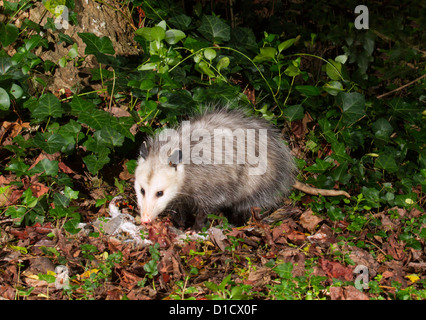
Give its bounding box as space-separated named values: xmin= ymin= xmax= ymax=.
xmin=134 ymin=157 xmax=184 ymax=223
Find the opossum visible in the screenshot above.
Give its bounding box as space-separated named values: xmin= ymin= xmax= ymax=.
xmin=134 ymin=108 xmax=297 ymax=231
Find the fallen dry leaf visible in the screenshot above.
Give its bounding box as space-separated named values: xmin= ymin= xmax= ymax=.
xmin=299 ymin=208 xmax=323 ymax=232
xmin=330 ymin=285 xmax=369 ymax=300
xmin=319 ymin=258 xmax=353 ymax=282
xmin=30 ymin=182 xmax=50 ymax=198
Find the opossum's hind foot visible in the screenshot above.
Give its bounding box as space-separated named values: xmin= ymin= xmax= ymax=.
xmin=222 ymin=206 xmax=251 ymax=227
xmin=192 ymin=210 xmax=208 ymax=232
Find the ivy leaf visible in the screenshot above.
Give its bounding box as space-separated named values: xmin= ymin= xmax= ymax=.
xmin=96 ymin=127 xmax=124 ymax=147
xmin=375 ymin=154 xmax=398 ymax=173
xmin=197 ymin=15 xmax=230 ymax=43
xmin=54 ymin=193 xmax=70 ymax=208
xmin=5 ymin=159 xmax=29 ymax=177
xmin=0 ymin=23 xmax=19 ymax=47
xmin=361 ymin=187 xmax=381 ymax=208
xmin=330 ymin=161 xmax=352 ymax=184
xmin=33 ymin=93 xmax=63 ymax=121
xmin=78 ymin=32 xmax=115 ymax=56
xmin=273 ymin=262 xmax=293 ymax=279
xmin=83 ymin=152 xmax=110 ymax=174
xmin=78 ymin=109 xmax=111 ymax=130
xmin=331 ymin=142 xmax=352 ymax=163
xmin=304 ymin=159 xmax=332 ymax=173
xmin=33 ymin=132 xmax=67 ymax=154
xmin=336 ymin=92 xmax=366 ymax=126
xmin=283 ymin=104 xmax=304 ymax=122
xmin=70 ymin=96 xmax=96 ymax=114
xmin=111 ymin=117 xmax=135 ymax=141
xmin=29 ymin=158 xmax=59 ymax=177
xmin=169 ymin=14 xmax=192 ymax=30
xmin=372 ymin=118 xmax=393 ymax=141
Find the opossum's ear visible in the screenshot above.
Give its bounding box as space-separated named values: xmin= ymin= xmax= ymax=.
xmin=139 ymin=141 xmax=149 ymax=160
xmin=168 ymin=148 xmax=182 ymax=168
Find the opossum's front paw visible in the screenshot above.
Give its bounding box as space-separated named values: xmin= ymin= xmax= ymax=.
xmin=185 ymin=229 xmax=198 ymax=236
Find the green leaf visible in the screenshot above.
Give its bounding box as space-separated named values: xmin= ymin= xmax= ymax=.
xmin=54 ymin=193 xmax=70 ymax=208
xmin=330 ymin=161 xmax=351 ymax=184
xmin=5 ymin=206 xmax=26 ymax=220
xmin=326 ymin=59 xmax=343 ymax=80
xmin=253 ymin=47 xmax=277 ymax=63
xmin=38 ymin=273 xmax=56 ymax=284
xmin=33 ymin=132 xmax=67 ymax=154
xmin=372 ymin=118 xmax=393 ymax=141
xmin=331 ymin=142 xmax=352 ymax=163
xmin=165 ymin=29 xmax=186 ymax=44
xmin=5 ymin=160 xmax=29 ymax=177
xmin=33 ymin=93 xmax=63 ymax=121
xmin=361 ymin=187 xmax=381 ymax=208
xmin=336 ymin=92 xmax=366 ymax=126
xmin=295 ymin=85 xmax=321 ymax=96
xmin=96 ymin=127 xmax=124 ymax=147
xmin=375 ymin=154 xmax=398 ymax=173
xmin=136 ymin=26 xmax=165 ymax=42
xmin=78 ymin=109 xmax=111 ymax=130
xmin=169 ymin=14 xmax=192 ymax=30
xmin=283 ymin=104 xmax=304 ymax=122
xmin=21 ymin=188 xmax=38 ymax=208
xmin=216 ymin=56 xmax=230 ymax=72
xmin=126 ymin=160 xmax=138 ymax=174
xmin=29 ymin=158 xmax=59 ymax=176
xmin=197 ymin=15 xmax=230 ymax=43
xmin=78 ymin=32 xmax=115 ymax=55
xmin=64 ymin=186 xmax=79 ymax=200
xmin=278 ymin=38 xmax=296 ymax=53
xmin=323 ymin=81 xmax=343 ymax=96
xmin=83 ymin=153 xmax=110 ymax=174
xmin=284 ymin=64 xmax=300 ymax=77
xmin=139 ymin=79 xmax=155 ymax=91
xmin=111 ymin=117 xmax=135 ymax=141
xmin=273 ymin=262 xmax=293 ymax=279
xmin=304 ymin=159 xmax=332 ymax=173
xmin=0 ymin=23 xmax=19 ymax=47
xmin=196 ymin=61 xmax=215 ymax=78
xmin=203 ymin=48 xmax=217 ymax=61
xmin=70 ymin=96 xmax=96 ymax=114
xmin=0 ymin=87 xmax=10 ymax=110
xmin=10 ymin=83 xmax=23 ymax=99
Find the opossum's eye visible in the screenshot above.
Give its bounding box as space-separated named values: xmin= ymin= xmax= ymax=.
xmin=140 ymin=188 xmax=145 ymax=196
xmin=156 ymin=191 xmax=164 ymax=197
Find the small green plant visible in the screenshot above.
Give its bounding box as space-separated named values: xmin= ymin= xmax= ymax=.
xmin=138 ymin=243 xmax=160 ymax=290
xmin=169 ymin=276 xmax=199 ymax=300
xmin=205 ymin=273 xmax=250 ymax=300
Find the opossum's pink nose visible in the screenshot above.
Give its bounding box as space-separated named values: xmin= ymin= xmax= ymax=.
xmin=141 ymin=213 xmax=151 ymax=224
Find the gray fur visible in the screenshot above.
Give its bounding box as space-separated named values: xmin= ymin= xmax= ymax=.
xmin=134 ymin=108 xmax=297 ymax=230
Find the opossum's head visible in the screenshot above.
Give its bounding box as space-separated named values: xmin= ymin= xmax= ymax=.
xmin=134 ymin=148 xmax=184 ymax=224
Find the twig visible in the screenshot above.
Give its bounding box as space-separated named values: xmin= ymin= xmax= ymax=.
xmin=377 ymin=73 xmax=426 ymax=99
xmin=293 ymin=180 xmax=351 ymax=198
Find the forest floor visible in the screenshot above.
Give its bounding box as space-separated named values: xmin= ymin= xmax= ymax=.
xmin=0 ymin=173 xmax=424 ymax=300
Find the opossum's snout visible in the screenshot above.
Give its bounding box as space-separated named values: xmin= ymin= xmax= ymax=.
xmin=140 ymin=212 xmax=152 ymax=224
